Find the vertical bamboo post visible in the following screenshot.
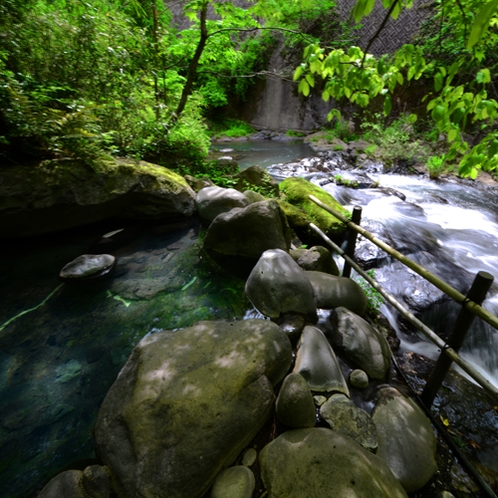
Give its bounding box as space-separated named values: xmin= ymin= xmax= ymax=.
xmin=421 ymin=270 xmax=494 ymax=407
xmin=342 ymin=206 xmax=362 ymax=279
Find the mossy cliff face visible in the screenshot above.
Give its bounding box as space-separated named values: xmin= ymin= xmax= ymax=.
xmin=278 ymin=177 xmax=350 ymax=238
xmin=0 ymin=158 xmax=196 ymax=237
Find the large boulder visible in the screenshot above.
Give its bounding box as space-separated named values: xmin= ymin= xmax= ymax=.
xmin=329 ymin=307 xmax=391 ymax=380
xmin=203 ymin=200 xmax=291 ymax=275
xmin=233 ymin=165 xmax=279 ymax=197
xmin=293 ymin=326 xmax=349 ymax=395
xmin=196 ymin=186 xmax=249 ymax=222
xmin=372 ymin=386 xmax=437 ymax=492
xmin=305 ymin=271 xmax=368 ymax=316
xmin=0 ymin=158 xmax=196 ymax=237
xmin=245 ymin=249 xmax=316 ymax=321
xmin=94 ymin=319 xmax=292 ymax=498
xmin=259 ymin=428 xmax=408 ymax=498
xmin=278 ymin=177 xmax=350 ymax=238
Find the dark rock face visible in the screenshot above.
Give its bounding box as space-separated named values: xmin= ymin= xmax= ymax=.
xmin=94 ymin=319 xmax=292 ymax=498
xmin=203 ymin=200 xmax=291 ymax=275
xmin=0 ymin=158 xmax=196 ymax=237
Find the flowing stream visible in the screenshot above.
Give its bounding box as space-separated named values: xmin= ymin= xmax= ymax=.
xmin=2 ymin=140 xmax=498 ymax=497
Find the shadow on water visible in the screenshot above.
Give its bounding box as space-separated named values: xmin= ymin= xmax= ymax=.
xmin=0 ymin=218 xmax=252 ymax=498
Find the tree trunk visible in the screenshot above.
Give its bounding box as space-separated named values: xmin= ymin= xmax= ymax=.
xmin=171 ymin=3 xmax=208 ymax=123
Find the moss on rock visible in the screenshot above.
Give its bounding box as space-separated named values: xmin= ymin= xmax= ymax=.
xmin=279 ymin=177 xmax=350 ymax=237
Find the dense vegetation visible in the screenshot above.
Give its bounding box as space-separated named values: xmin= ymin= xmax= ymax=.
xmin=0 ymin=0 xmax=341 ymax=169
xmin=294 ymin=0 xmax=498 ymax=178
xmin=1 ymin=0 xmax=498 ymax=179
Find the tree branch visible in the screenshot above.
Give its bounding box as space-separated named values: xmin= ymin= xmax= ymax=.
xmin=361 ymin=0 xmax=402 ymax=68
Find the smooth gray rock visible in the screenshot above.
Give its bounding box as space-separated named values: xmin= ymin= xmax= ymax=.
xmin=259 ymin=428 xmax=408 ymax=498
xmin=0 ymin=158 xmax=196 ymax=237
xmin=204 ymin=200 xmax=291 ymax=260
xmin=59 ymin=254 xmax=115 ymax=281
xmin=241 ymin=448 xmax=257 ymax=467
xmin=94 ymin=319 xmax=292 ymax=498
xmin=305 ymin=271 xmax=368 ymax=315
xmin=196 ymin=186 xmax=248 ymax=222
xmin=350 ymin=369 xmax=369 ymax=389
xmin=372 ymin=386 xmax=437 ymax=493
xmin=276 ymin=373 xmax=316 ymax=428
xmin=290 ymin=246 xmax=339 ymax=275
xmin=245 ymin=249 xmax=316 ymax=320
xmin=210 ymin=466 xmax=255 ymax=498
xmin=319 ymin=394 xmax=378 ymax=451
xmin=330 ymin=307 xmax=391 ymax=380
xmin=293 ymin=326 xmax=349 ymax=395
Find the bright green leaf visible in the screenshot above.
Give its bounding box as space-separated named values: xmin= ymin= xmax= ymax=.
xmin=384 ymin=94 xmax=392 ymax=116
xmin=467 ymin=0 xmax=498 ymax=49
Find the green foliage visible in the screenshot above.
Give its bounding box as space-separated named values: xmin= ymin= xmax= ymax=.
xmin=360 ymin=114 xmax=430 ymax=165
xmin=286 ymin=129 xmax=306 ymax=137
xmin=294 ymin=0 xmax=498 ymax=179
xmin=178 ymin=159 xmax=239 ymax=188
xmin=210 ymin=119 xmax=255 ymax=138
xmin=427 ymin=154 xmax=447 ymax=178
xmin=355 ymin=270 xmax=383 ymax=315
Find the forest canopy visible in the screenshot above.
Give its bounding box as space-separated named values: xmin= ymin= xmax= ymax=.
xmin=1 ymin=0 xmax=498 ymax=178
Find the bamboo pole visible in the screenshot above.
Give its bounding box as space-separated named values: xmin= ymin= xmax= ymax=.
xmin=309 ymin=222 xmax=498 ymax=400
xmin=309 ymin=194 xmax=498 ymax=331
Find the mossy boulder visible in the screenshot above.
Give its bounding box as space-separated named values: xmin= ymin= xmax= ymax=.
xmin=278 ymin=177 xmax=349 ymax=238
xmin=94 ymin=319 xmax=292 ymax=498
xmin=0 ymin=158 xmax=196 ymax=237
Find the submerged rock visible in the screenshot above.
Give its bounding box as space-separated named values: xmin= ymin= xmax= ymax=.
xmin=276 ymin=373 xmax=316 ymax=428
xmin=94 ymin=319 xmax=292 ymax=498
xmin=245 ymin=249 xmax=316 ymax=321
xmin=259 ymin=428 xmax=408 ymax=498
xmin=329 ymin=307 xmax=391 ymax=380
xmin=293 ymin=325 xmax=349 ymax=395
xmin=0 ymin=158 xmax=196 ymax=237
xmin=305 ymin=271 xmax=368 ymax=316
xmin=372 ymin=386 xmax=437 ymax=492
xmin=59 ymin=254 xmax=115 ymax=282
xmin=196 ymin=186 xmax=248 ymax=222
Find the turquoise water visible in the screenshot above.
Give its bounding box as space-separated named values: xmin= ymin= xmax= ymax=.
xmin=0 ymin=221 xmax=251 ymax=498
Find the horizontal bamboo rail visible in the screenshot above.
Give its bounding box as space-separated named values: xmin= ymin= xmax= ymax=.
xmin=309 ymin=222 xmax=498 ymax=400
xmin=309 ymin=194 xmax=498 ymax=331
